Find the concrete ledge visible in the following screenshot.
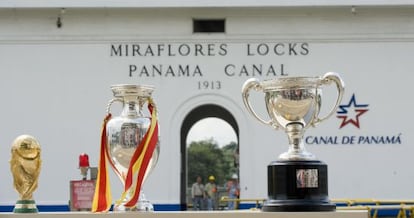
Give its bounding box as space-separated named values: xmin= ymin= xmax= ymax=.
xmin=0 ymin=210 xmax=368 ymax=218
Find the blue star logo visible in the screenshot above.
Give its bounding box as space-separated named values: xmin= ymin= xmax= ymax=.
xmin=337 ymin=94 xmax=369 ymax=129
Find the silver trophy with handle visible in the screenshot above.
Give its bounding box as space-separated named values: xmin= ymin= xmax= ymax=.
xmin=242 ymin=72 xmax=344 ymax=211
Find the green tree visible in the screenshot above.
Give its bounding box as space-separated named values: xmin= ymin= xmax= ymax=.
xmin=187 ymin=139 xmax=238 ymax=187
xmin=222 ymin=141 xmax=238 ymax=179
xmin=188 ymin=138 xmax=224 ymax=186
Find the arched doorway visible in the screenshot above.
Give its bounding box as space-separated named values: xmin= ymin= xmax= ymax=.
xmin=180 ymin=104 xmax=239 ymax=210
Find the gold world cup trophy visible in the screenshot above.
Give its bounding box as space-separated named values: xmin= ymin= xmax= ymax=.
xmin=10 ymin=135 xmax=42 ymax=213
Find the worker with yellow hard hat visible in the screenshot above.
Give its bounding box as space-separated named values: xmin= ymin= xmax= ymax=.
xmin=205 ymin=175 xmax=217 ymax=210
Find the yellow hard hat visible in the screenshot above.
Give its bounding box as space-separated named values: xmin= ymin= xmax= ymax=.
xmin=209 ymin=175 xmax=215 ymax=180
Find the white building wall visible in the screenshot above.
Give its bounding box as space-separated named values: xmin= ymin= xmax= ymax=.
xmin=0 ymin=5 xmax=413 ymax=207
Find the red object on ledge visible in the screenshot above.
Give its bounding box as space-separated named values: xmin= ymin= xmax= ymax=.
xmin=79 ymin=153 xmax=90 ymax=168
xmin=70 ymin=180 xmax=96 ymax=211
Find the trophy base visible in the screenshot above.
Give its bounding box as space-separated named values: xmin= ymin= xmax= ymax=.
xmin=114 ymin=192 xmax=154 ymax=212
xmin=262 ymin=160 xmax=335 ymax=212
xmin=262 ymin=200 xmax=336 ymax=212
xmin=13 ymin=200 xmax=39 ymax=213
xmin=114 ymin=200 xmax=154 ymax=212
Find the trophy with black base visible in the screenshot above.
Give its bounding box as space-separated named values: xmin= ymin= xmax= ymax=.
xmin=242 ymin=72 xmax=344 ymax=212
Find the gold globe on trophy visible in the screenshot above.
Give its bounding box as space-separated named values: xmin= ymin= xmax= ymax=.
xmin=10 ymin=134 xmax=42 ymax=213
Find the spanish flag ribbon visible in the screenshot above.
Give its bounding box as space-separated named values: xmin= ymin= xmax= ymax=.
xmin=92 ymin=99 xmax=158 ymax=212
xmin=120 ymin=100 xmax=158 ymax=207
xmin=92 ymin=113 xmax=113 ymax=212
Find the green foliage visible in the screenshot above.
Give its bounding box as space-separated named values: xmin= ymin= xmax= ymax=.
xmin=187 ymin=138 xmax=238 ymax=187
xmin=222 ymin=141 xmax=239 ymax=176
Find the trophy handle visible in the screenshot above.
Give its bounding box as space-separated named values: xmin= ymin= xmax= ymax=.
xmin=313 ymin=72 xmax=345 ymax=125
xmin=242 ymin=78 xmax=276 ymax=128
xmin=106 ymin=98 xmax=124 ymax=114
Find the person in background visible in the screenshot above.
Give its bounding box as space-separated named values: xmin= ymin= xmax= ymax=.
xmin=191 ymin=175 xmax=205 ymax=210
xmin=226 ymin=174 xmax=240 ymax=210
xmin=204 ymin=175 xmax=218 ymax=210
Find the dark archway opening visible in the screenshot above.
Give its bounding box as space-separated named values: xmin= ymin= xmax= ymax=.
xmin=180 ymin=104 xmax=239 ymax=210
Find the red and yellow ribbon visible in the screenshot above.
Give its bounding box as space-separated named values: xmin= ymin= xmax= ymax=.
xmin=92 ymin=99 xmax=158 ymax=212
xmin=91 ymin=113 xmax=112 ymax=212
